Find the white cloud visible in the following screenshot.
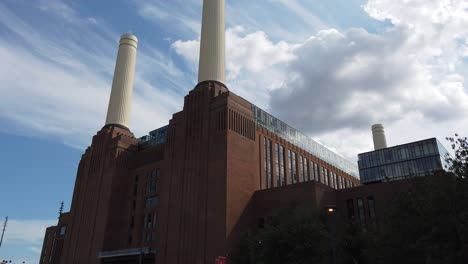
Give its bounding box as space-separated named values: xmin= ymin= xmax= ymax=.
xmin=173 ymin=26 xmax=297 ymax=106
xmin=4 ymin=219 xmax=56 ymax=244
xmin=29 ymin=246 xmax=43 ymax=254
xmin=135 ymin=0 xmax=201 ymax=37
xmin=0 ymin=1 xmax=184 ymax=148
xmin=171 ymin=0 xmax=468 ymax=159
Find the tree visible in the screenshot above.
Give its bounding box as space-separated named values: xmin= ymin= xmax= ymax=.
xmin=446 ymin=134 xmax=468 ymax=179
xmin=230 ymin=207 xmax=331 ymax=264
xmin=368 ymin=175 xmax=468 ymax=264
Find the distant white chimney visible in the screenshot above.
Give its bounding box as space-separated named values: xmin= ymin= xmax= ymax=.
xmin=105 ymin=34 xmax=138 ymax=128
xmin=198 ymin=0 xmax=226 ymax=84
xmin=372 ymin=124 xmax=388 ymax=150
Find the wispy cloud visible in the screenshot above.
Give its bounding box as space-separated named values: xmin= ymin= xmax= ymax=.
xmin=4 ymin=219 xmax=56 ymax=244
xmin=0 ymin=0 xmax=185 ymax=148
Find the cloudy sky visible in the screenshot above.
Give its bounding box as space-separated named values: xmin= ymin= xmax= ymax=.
xmin=0 ymin=0 xmax=467 ymax=262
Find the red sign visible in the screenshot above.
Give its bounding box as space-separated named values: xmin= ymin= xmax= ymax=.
xmin=215 ymin=256 xmax=226 ymax=264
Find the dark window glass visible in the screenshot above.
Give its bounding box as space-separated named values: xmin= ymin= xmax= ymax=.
xmin=292 ymin=152 xmax=298 ymax=183
xmin=145 ymin=196 xmax=159 ymax=209
xmin=324 ymin=168 xmax=329 ymax=186
xmin=59 ymin=226 xmax=66 ymax=236
xmin=288 ymin=150 xmax=293 ymax=184
xmin=357 ymin=198 xmax=366 ymax=225
xmin=275 ymin=143 xmax=280 ymax=186
xmin=264 ymin=137 xmax=268 ymax=188
xmin=299 ymin=155 xmax=304 ymax=182
xmin=258 ymin=218 xmax=265 ymax=229
xmin=367 ymin=196 xmax=376 ymax=219
xmin=280 ymin=146 xmax=286 ymax=185
xmin=267 ymin=139 xmax=272 ymax=188
xmin=346 ymin=199 xmax=355 ymax=220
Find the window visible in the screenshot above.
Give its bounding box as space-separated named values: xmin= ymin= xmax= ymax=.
xmin=299 ymin=156 xmax=304 ymax=182
xmin=315 ymin=163 xmax=319 ymax=182
xmin=367 ymin=196 xmax=376 ymax=219
xmin=275 ymin=143 xmax=280 ymax=186
xmin=267 ymin=139 xmax=272 ymax=187
xmin=346 ymin=199 xmax=355 ymax=220
xmin=288 ymin=150 xmax=293 ymax=184
xmin=145 ymin=196 xmax=159 ymax=209
xmin=324 ymin=168 xmax=329 ymax=186
xmin=310 ymin=161 xmax=315 ymax=181
xmin=258 ymin=218 xmax=265 ymax=229
xmin=357 ymin=198 xmax=366 ymax=225
xmin=292 ymin=152 xmax=298 ymax=183
xmin=264 ymin=137 xmax=268 ymax=188
xmin=59 ymin=226 xmax=66 ymax=236
xmin=280 ymin=146 xmax=286 ymax=185
xmin=145 ymin=169 xmax=160 ymax=194
xmin=144 ymin=212 xmax=156 ymax=228
xmin=304 ymin=158 xmax=309 ymax=181
xmin=319 ymin=166 xmax=324 ymax=184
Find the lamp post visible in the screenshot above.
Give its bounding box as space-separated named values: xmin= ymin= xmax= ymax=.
xmin=324 ymin=206 xmax=337 ymax=264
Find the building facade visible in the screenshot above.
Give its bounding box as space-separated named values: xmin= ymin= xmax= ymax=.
xmin=38 ymin=1 xmax=364 ymax=263
xmin=358 ymin=138 xmax=450 ymax=184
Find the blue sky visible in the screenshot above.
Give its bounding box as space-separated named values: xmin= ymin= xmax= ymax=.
xmin=1 ymin=0 xmax=467 ymax=262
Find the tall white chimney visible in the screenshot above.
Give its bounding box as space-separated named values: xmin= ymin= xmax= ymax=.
xmin=198 ymin=0 xmax=226 ymax=85
xmin=105 ymin=34 xmax=138 ymax=128
xmin=372 ymin=124 xmax=388 ymax=150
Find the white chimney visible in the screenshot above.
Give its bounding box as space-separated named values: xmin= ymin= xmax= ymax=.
xmin=105 ymin=34 xmax=138 ymax=128
xmin=372 ymin=124 xmax=388 ymax=150
xmin=198 ymin=0 xmax=226 ymax=85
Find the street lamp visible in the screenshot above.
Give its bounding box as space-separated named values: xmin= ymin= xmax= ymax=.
xmin=324 ymin=205 xmax=337 ymax=264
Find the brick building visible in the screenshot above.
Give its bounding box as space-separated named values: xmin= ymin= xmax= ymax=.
xmin=37 ymin=1 xmax=420 ymax=264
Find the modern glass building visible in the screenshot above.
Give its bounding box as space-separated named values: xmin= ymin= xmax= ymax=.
xmin=358 ymin=138 xmax=450 ymax=184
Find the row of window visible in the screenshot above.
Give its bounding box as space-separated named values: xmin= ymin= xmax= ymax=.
xmin=129 ymin=170 xmax=160 ymax=246
xmin=347 ymin=196 xmax=376 ymax=226
xmin=253 ymin=105 xmax=359 ymax=176
xmin=146 ymin=169 xmax=160 ymax=194
xmin=360 ymin=155 xmax=443 ymax=183
xmin=358 ymin=139 xmax=440 ymax=169
xmin=263 ymin=137 xmax=357 ymax=190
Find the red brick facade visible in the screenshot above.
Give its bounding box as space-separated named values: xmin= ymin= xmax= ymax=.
xmin=40 ymin=82 xmax=362 ymax=264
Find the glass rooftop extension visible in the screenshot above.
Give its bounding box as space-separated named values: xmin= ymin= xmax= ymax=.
xmin=138 ymin=125 xmax=168 ymax=149
xmin=138 ymin=107 xmax=359 ymax=178
xmin=251 ymin=105 xmax=359 ymax=177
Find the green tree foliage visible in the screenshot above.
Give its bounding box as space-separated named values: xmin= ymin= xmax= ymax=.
xmin=370 ymin=176 xmax=468 ymax=264
xmin=446 ymin=134 xmax=468 ymax=178
xmin=230 ymin=207 xmax=331 ymax=264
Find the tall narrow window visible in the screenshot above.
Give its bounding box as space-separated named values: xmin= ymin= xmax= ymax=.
xmin=319 ymin=166 xmax=324 ymax=184
xmin=346 ymin=199 xmax=355 ymax=220
xmin=324 ymin=168 xmax=329 ymax=186
xmin=280 ymin=146 xmax=286 ymax=185
xmin=304 ymin=158 xmax=309 ymax=181
xmin=292 ymin=152 xmax=298 ymax=183
xmin=267 ymin=139 xmax=272 ymax=188
xmin=275 ymin=143 xmax=280 ymax=187
xmin=367 ymin=196 xmax=376 ymax=219
xmin=315 ymin=163 xmax=319 ymax=182
xmin=333 ymin=173 xmax=337 ymax=189
xmin=288 ymin=150 xmax=292 ymax=184
xmin=263 ymin=137 xmax=268 ymax=189
xmin=310 ymin=161 xmax=314 ymax=181
xmin=357 ymin=198 xmax=366 ymax=225
xmin=299 ymin=155 xmax=304 ymax=182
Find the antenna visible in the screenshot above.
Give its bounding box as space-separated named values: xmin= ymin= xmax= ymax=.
xmin=59 ymin=201 xmax=64 ymax=218
xmin=0 ymin=216 xmax=8 ymax=248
